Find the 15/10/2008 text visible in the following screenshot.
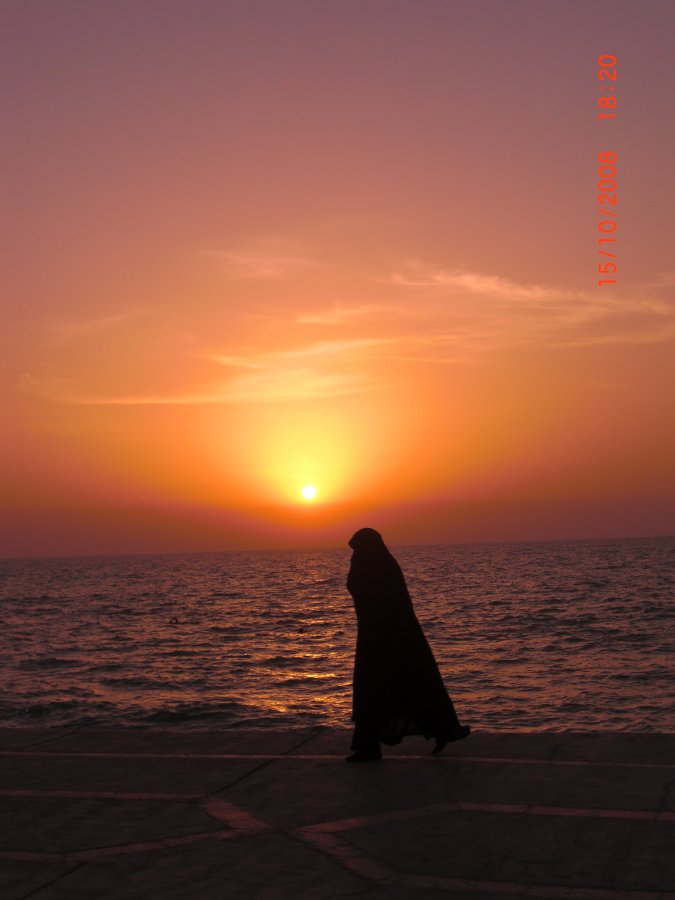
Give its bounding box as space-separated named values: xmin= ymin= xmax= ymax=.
xmin=597 ymin=151 xmax=617 ymax=286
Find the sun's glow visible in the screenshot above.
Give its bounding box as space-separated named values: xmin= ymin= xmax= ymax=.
xmin=301 ymin=484 xmax=317 ymax=501
xmin=239 ymin=407 xmax=358 ymax=505
xmin=222 ymin=401 xmax=413 ymax=510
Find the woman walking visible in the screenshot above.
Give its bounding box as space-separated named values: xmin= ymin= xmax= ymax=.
xmin=346 ymin=527 xmax=470 ymax=762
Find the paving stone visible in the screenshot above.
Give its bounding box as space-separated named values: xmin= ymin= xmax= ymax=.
xmin=347 ymin=810 xmax=675 ymax=893
xmin=12 ymin=727 xmax=321 ymax=757
xmin=15 ymin=834 xmax=365 ymax=899
xmin=0 ymin=753 xmax=264 ymax=794
xmin=0 ymin=860 xmax=78 ymax=900
xmin=0 ymin=796 xmax=222 ymax=854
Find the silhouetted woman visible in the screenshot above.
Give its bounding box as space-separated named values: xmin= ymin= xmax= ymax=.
xmin=346 ymin=527 xmax=470 ymax=762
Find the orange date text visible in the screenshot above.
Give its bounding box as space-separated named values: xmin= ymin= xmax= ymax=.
xmin=597 ymin=151 xmax=617 ymax=286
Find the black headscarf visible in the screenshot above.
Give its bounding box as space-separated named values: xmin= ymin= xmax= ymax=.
xmin=348 ymin=527 xmax=389 ymax=552
xmin=347 ymin=528 xmax=416 ymax=629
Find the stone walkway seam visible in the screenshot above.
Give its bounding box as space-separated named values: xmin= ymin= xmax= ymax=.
xmin=0 ymin=789 xmax=201 ymax=801
xmin=402 ymin=874 xmax=675 ymax=899
xmin=199 ymin=796 xmax=270 ymax=833
xmin=300 ymin=800 xmax=675 ymax=832
xmin=2 ymin=750 xmax=673 ymax=769
xmin=0 ymin=829 xmax=236 ymax=864
xmin=298 ymin=829 xmax=402 ymax=887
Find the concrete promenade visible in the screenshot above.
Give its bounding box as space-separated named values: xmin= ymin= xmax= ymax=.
xmin=0 ymin=727 xmax=674 ymax=899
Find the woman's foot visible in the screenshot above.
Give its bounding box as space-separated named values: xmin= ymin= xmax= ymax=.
xmin=345 ymin=750 xmax=382 ymax=763
xmin=432 ymin=725 xmax=471 ymax=755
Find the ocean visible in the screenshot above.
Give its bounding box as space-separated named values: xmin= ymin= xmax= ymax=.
xmin=0 ymin=537 xmax=673 ymax=732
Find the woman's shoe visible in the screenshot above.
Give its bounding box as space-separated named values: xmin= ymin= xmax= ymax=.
xmin=345 ymin=750 xmax=382 ymax=763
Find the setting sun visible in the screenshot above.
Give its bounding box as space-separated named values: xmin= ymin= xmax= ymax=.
xmin=301 ymin=485 xmax=318 ymax=501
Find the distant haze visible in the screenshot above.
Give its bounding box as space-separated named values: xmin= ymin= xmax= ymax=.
xmin=2 ymin=1 xmax=674 ymax=557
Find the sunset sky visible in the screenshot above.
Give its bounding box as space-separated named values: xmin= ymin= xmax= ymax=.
xmin=2 ymin=0 xmax=674 ymax=557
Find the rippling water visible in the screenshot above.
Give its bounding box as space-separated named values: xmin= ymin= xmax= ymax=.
xmin=0 ymin=538 xmax=673 ymax=731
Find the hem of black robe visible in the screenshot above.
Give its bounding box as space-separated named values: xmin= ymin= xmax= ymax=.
xmin=381 ymin=716 xmax=424 ymax=745
xmin=360 ymin=714 xmax=465 ymax=747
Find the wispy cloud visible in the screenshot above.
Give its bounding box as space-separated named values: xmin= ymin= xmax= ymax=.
xmin=20 ymin=375 xmax=371 ymax=407
xmin=264 ymin=337 xmax=395 ymax=360
xmin=297 ymin=304 xmax=394 ymax=324
xmin=385 ymin=262 xmax=675 ymax=347
xmin=26 ymin=337 xmax=397 ymax=406
xmin=389 ymin=262 xmax=608 ymax=310
xmin=55 ymin=373 xmax=383 ymax=406
xmin=46 ymin=370 xmax=376 ymax=405
xmin=391 ymin=266 xmax=574 ymax=302
xmin=46 ymin=310 xmax=149 ymax=344
xmin=200 ymin=338 xmax=397 ymax=403
xmin=207 ymin=246 xmax=316 ymax=280
xmin=212 ymin=368 xmax=372 ymax=404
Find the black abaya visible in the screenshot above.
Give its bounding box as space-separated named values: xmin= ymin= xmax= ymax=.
xmin=347 ymin=528 xmax=468 ymax=750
